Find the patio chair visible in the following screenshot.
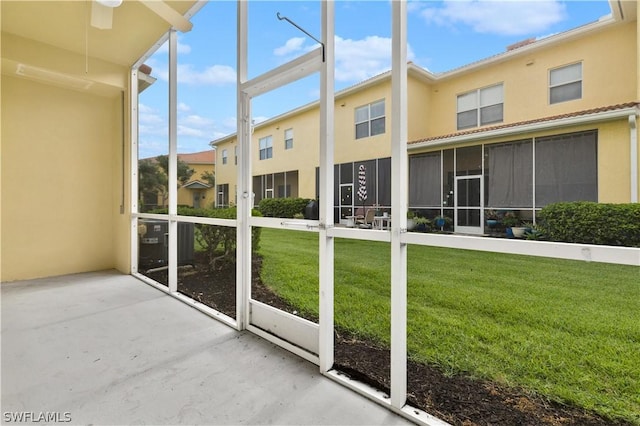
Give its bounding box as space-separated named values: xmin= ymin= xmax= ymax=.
xmin=358 ymin=209 xmax=375 ymax=229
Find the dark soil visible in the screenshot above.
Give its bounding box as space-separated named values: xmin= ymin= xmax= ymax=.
xmin=144 ymin=254 xmax=631 ymax=426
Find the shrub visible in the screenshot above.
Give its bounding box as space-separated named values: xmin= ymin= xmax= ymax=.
xmin=148 ymin=206 xmax=262 ymax=269
xmin=257 ymin=197 xmax=312 ymax=218
xmin=537 ymin=202 xmax=640 ymax=247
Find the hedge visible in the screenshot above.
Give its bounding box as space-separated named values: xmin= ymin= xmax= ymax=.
xmin=537 ymin=202 xmax=640 ymax=247
xmin=257 ymin=197 xmax=312 ymax=218
xmin=147 ymin=206 xmax=262 ymax=268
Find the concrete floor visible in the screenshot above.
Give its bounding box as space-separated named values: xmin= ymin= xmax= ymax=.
xmin=1 ymin=270 xmax=411 ymax=425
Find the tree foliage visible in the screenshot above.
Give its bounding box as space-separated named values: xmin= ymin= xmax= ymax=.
xmin=138 ymin=156 xmax=195 ymax=208
xmin=201 ymin=170 xmax=216 ymax=187
xmin=155 ymin=155 xmax=195 ymax=187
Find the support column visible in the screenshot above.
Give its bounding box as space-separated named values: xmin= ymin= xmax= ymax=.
xmin=319 ymin=0 xmax=335 ymax=374
xmin=390 ymin=0 xmax=408 ymax=409
xmin=236 ymin=0 xmax=251 ymax=331
xmin=630 ymin=114 xmax=638 ymax=202
xmin=168 ymin=29 xmax=178 ymax=292
xmin=130 ymin=68 xmax=140 ymax=274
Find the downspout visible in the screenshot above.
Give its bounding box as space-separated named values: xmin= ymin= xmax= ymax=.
xmin=630 ymin=113 xmax=638 ymax=202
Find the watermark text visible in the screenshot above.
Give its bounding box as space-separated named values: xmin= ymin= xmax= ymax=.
xmin=3 ymin=411 xmax=71 ymax=423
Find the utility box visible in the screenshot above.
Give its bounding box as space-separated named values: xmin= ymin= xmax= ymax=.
xmin=138 ymin=220 xmax=195 ymax=271
xmin=304 ymin=200 xmax=319 ymax=220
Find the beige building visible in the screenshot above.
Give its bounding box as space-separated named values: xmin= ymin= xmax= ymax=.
xmin=140 ymin=150 xmax=216 ymax=210
xmin=177 ymin=150 xmax=216 ymax=208
xmin=213 ymin=5 xmax=639 ymax=234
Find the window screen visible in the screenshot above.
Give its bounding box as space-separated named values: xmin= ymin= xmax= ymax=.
xmin=409 ymin=153 xmax=441 ymax=207
xmin=486 ymin=140 xmax=533 ymax=207
xmin=535 ymin=130 xmax=597 ymax=206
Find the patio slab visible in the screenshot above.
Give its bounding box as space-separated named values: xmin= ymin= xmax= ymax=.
xmin=1 ymin=270 xmax=411 ymax=425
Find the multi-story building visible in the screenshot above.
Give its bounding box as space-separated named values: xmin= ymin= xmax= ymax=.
xmin=140 ymin=149 xmax=216 ymax=210
xmin=213 ymin=3 xmax=639 ymax=234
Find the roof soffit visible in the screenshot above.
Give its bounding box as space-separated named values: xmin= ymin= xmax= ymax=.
xmin=1 ymin=0 xmax=198 ymax=68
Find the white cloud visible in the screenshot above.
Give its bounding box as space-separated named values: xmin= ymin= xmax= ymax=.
xmin=273 ymin=35 xmax=415 ymax=83
xmin=177 ymin=114 xmax=218 ymax=139
xmin=274 ymin=37 xmax=306 ymax=56
xmin=155 ymin=64 xmax=236 ymax=85
xmin=177 ymin=102 xmax=191 ymax=112
xmin=138 ymin=103 xmax=164 ymax=126
xmin=178 ymin=64 xmax=236 ymax=85
xmin=182 ymin=114 xmax=214 ymax=127
xmin=155 ymin=39 xmax=192 ymax=55
xmin=177 ymin=125 xmax=207 ymax=138
xmin=221 ymin=117 xmax=238 ymax=133
xmin=335 ymin=35 xmax=415 ymax=82
xmin=138 ymin=103 xmax=155 ymax=114
xmin=417 ymin=0 xmax=567 ymax=36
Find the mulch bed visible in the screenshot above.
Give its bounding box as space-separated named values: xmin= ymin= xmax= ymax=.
xmin=144 ymin=254 xmax=630 ymax=426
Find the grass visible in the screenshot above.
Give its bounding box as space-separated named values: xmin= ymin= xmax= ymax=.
xmin=257 ymin=228 xmax=640 ymax=424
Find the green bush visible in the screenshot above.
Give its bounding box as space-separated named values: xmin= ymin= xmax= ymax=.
xmin=537 ymin=202 xmax=640 ymax=247
xmin=148 ymin=206 xmax=262 ymax=268
xmin=257 ymin=197 xmax=312 ymax=218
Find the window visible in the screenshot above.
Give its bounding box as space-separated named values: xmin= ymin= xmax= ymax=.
xmin=457 ymin=84 xmax=503 ymax=130
xmin=234 ymin=146 xmax=238 ymax=165
xmin=221 ymin=149 xmax=228 ymax=165
xmin=259 ymin=135 xmax=273 ymax=160
xmin=217 ymin=183 xmax=229 ymax=207
xmin=284 ymin=128 xmax=293 ymax=150
xmin=355 ymin=99 xmax=385 ymax=139
xmin=550 ymin=62 xmax=582 ymax=104
xmin=277 ymin=185 xmax=291 ymax=198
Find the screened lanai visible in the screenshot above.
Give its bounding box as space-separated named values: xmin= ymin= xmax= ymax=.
xmin=3 ymin=1 xmax=640 ymax=425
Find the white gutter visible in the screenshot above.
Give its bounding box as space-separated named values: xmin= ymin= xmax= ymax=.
xmin=409 ymin=106 xmax=639 ymax=150
xmin=436 ymin=16 xmax=619 ymax=81
xmin=630 ymin=113 xmax=638 ymax=202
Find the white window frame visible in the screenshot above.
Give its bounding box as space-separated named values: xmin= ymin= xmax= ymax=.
xmin=549 ymin=62 xmax=582 ymax=104
xmin=259 ymin=135 xmax=273 ymax=160
xmin=457 ymin=83 xmax=504 ymax=130
xmin=355 ymin=99 xmax=385 ymax=139
xmin=284 ymin=128 xmax=293 ymax=150
xmin=222 ymin=149 xmax=228 ymax=165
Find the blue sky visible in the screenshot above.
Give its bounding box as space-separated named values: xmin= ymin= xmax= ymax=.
xmin=138 ymin=0 xmax=612 ymax=159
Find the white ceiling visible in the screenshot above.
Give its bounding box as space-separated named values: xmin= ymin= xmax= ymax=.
xmin=1 ymin=0 xmax=199 ymax=67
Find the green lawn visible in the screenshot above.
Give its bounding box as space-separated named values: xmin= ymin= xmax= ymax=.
xmin=257 ymin=228 xmax=640 ymax=424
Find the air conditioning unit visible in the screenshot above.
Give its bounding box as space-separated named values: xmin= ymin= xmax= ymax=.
xmin=138 ymin=220 xmax=195 ymax=271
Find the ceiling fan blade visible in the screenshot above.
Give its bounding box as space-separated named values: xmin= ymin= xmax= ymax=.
xmin=139 ymin=0 xmax=192 ymax=33
xmin=90 ymin=1 xmax=114 ymax=30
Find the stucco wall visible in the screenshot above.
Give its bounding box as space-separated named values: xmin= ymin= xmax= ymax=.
xmin=427 ymin=21 xmax=637 ymax=138
xmin=177 ymin=163 xmax=216 ymax=207
xmin=1 ymin=76 xmax=124 ymax=281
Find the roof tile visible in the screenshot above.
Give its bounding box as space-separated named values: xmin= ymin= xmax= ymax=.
xmin=409 ymin=102 xmax=639 ymax=145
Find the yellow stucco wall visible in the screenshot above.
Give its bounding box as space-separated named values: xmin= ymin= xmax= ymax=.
xmin=427 ymin=21 xmax=637 ymax=138
xmin=177 ymin=163 xmax=216 ymax=207
xmin=1 ymin=76 xmax=125 ymax=281
xmin=597 ymin=119 xmax=632 ymax=202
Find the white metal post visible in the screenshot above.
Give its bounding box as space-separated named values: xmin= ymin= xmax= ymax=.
xmin=319 ymin=0 xmax=335 ymax=374
xmin=390 ymin=0 xmax=408 ymax=409
xmin=236 ymin=0 xmax=251 ymax=331
xmin=630 ymin=114 xmax=638 ymax=202
xmin=168 ymin=29 xmax=178 ymax=292
xmin=130 ymin=68 xmax=140 ymax=274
